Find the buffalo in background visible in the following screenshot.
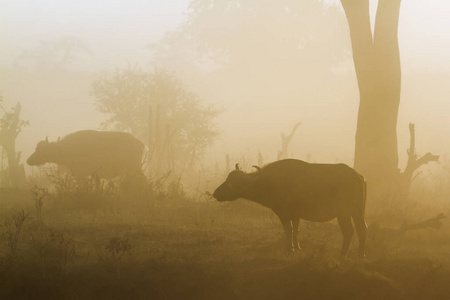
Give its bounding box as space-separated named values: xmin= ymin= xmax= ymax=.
xmin=27 ymin=130 xmax=145 ymax=183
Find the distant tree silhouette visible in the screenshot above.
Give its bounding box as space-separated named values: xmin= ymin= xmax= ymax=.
xmin=150 ymin=0 xmax=349 ymax=94
xmin=277 ymin=122 xmax=301 ymax=160
xmin=91 ymin=68 xmax=220 ymax=175
xmin=401 ymin=123 xmax=439 ymax=196
xmin=0 ymin=99 xmax=28 ymax=187
xmin=18 ymin=36 xmax=91 ymax=71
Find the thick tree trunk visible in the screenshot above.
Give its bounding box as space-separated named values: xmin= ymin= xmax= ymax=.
xmin=341 ymin=0 xmax=402 ymax=196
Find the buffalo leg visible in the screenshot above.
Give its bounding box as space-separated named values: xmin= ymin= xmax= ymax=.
xmin=337 ymin=216 xmax=354 ymax=257
xmin=278 ymin=216 xmax=294 ymax=252
xmin=352 ymin=213 xmax=367 ymax=258
xmin=292 ymin=218 xmax=301 ymax=252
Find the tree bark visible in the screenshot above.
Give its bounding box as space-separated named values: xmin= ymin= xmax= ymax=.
xmin=341 ymin=0 xmax=402 ymax=196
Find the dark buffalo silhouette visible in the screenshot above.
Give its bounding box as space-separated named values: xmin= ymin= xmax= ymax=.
xmin=27 ymin=130 xmax=144 ymax=180
xmin=213 ymin=159 xmax=367 ymax=257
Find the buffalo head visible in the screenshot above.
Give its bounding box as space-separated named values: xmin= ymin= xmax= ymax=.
xmin=27 ymin=138 xmax=55 ymax=166
xmin=213 ymin=164 xmax=260 ymax=202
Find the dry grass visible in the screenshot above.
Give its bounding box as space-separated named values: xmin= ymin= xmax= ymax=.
xmin=0 ymin=180 xmax=449 ymax=300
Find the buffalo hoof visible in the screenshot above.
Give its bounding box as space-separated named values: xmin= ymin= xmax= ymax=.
xmin=286 ymin=246 xmax=296 ymax=254
xmin=282 ymin=243 xmax=296 ymax=254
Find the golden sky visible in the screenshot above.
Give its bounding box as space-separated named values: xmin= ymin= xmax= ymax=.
xmin=1 ymin=0 xmax=449 ymax=71
xmin=1 ymin=0 xmax=450 ymax=166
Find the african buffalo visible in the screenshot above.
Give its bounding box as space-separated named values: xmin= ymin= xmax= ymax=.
xmin=213 ymin=159 xmax=367 ymax=257
xmin=27 ymin=130 xmax=144 ymax=180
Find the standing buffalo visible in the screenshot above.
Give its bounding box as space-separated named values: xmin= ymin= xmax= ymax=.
xmin=27 ymin=130 xmax=144 ymax=181
xmin=213 ymin=159 xmax=367 ymax=257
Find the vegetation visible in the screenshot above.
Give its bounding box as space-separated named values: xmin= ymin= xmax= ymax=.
xmin=1 ymin=1 xmax=449 ymax=299
xmin=0 ymin=171 xmax=449 ymax=299
xmin=91 ymin=68 xmax=221 ymax=176
xmin=18 ymin=36 xmax=91 ymax=71
xmin=0 ymin=97 xmax=29 ymax=188
xmin=153 ymin=0 xmax=348 ymax=74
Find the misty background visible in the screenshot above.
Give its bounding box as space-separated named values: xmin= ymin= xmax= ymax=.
xmin=2 ymin=1 xmax=450 ymax=298
xmin=1 ymin=0 xmax=450 ymax=174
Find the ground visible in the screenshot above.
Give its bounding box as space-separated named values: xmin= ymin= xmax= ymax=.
xmin=0 ymin=186 xmax=449 ymax=300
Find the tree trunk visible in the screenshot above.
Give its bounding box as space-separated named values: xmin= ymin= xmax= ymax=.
xmin=341 ymin=0 xmax=402 ymax=197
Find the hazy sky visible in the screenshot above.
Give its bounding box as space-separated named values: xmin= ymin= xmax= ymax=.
xmin=1 ymin=0 xmax=450 ymax=71
xmin=1 ymin=0 xmax=190 ymax=70
xmin=1 ymin=0 xmax=450 ymax=167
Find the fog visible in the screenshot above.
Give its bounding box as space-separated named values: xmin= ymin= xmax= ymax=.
xmin=1 ymin=1 xmax=450 ymax=298
xmin=1 ymin=0 xmax=450 ymax=168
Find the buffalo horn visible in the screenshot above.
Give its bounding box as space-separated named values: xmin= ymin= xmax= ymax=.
xmin=252 ymin=165 xmax=262 ymax=172
xmin=235 ymin=163 xmax=240 ymax=170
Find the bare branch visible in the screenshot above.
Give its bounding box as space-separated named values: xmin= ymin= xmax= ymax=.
xmin=403 ymin=123 xmax=439 ymax=182
xmin=416 ymin=152 xmax=439 ymax=167
xmin=279 ymin=122 xmax=301 ymax=160
xmin=398 ymin=213 xmax=446 ymax=234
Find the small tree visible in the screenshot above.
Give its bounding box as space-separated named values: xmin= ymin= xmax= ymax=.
xmin=0 ymin=98 xmax=29 ymax=187
xmin=91 ymin=68 xmax=220 ymax=177
xmin=18 ymin=36 xmax=91 ymax=71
